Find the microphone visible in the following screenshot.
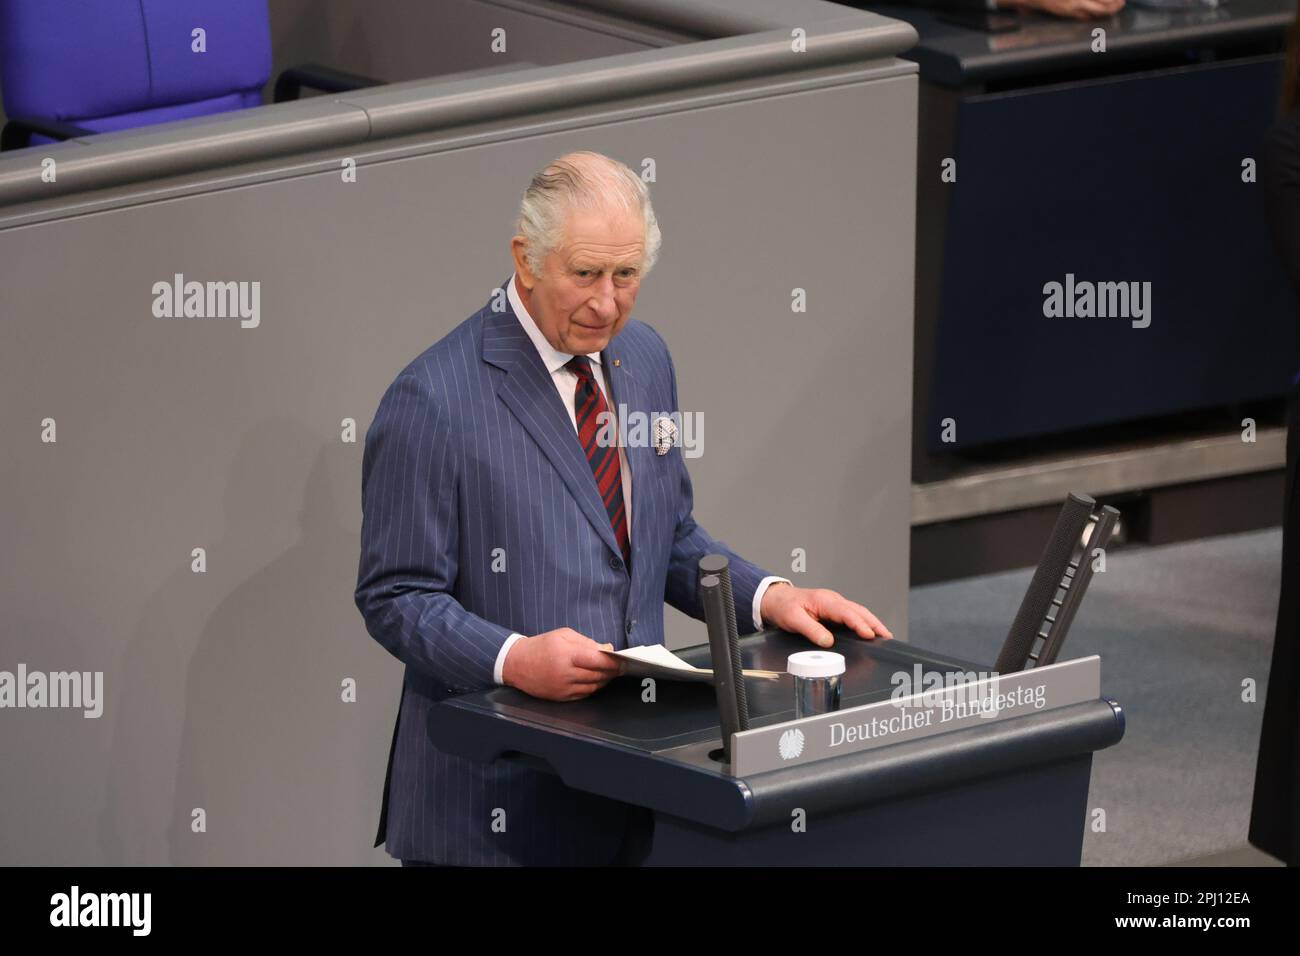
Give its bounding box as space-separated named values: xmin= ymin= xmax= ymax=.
xmin=699 ymin=554 xmax=751 ymax=763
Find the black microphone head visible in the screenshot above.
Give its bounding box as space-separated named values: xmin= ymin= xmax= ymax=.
xmin=698 ymin=554 xmax=730 ymax=576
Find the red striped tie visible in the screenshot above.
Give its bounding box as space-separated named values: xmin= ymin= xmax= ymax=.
xmin=567 ymin=356 xmax=630 ymax=567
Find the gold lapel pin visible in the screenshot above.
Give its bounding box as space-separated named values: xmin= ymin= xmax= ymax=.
xmin=613 ymin=359 xmax=621 ymax=367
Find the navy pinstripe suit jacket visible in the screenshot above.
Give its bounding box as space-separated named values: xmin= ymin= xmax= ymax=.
xmin=355 ymin=278 xmax=771 ymax=865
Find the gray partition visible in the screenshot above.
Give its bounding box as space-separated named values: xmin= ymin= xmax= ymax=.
xmin=0 ymin=0 xmax=917 ymax=864
xmin=265 ymin=0 xmax=688 ymax=88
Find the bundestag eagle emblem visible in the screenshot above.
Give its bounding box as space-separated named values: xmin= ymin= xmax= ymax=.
xmin=778 ymin=728 xmax=805 ymax=761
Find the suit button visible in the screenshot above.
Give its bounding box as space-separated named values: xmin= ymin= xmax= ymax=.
xmin=610 ymin=557 xmax=623 ymax=570
xmin=625 ymin=620 xmax=635 ymax=635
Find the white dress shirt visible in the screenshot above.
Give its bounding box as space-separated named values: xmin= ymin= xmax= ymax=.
xmin=493 ymin=272 xmax=788 ymax=684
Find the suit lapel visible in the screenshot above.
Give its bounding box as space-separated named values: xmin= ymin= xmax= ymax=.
xmin=482 ymin=284 xmax=623 ymax=562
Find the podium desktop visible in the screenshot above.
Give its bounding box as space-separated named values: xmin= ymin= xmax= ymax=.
xmin=426 ymin=495 xmax=1126 ymax=866
xmin=428 ymin=630 xmax=1122 ymax=865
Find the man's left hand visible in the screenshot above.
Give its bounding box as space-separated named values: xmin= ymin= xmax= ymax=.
xmin=759 ymin=583 xmax=893 ymax=648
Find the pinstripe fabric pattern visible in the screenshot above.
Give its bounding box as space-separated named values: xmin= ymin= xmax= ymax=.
xmin=355 ymin=277 xmax=771 ymax=865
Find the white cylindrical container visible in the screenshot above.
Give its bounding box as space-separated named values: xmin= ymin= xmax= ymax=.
xmin=787 ymin=650 xmax=845 ymax=718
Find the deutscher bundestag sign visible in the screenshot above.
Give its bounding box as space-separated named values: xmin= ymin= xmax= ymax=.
xmin=731 ymin=656 xmax=1102 ymax=777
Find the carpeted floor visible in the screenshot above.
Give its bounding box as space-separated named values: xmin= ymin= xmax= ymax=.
xmin=909 ymin=527 xmax=1286 ymax=867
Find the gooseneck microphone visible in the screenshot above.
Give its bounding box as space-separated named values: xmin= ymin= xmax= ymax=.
xmin=699 ymin=554 xmax=751 ymax=763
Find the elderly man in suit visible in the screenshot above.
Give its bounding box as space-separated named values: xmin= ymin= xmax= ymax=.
xmin=355 ymin=150 xmax=891 ymax=866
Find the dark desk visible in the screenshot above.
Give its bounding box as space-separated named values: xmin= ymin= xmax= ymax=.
xmin=867 ymin=1 xmax=1293 ymax=88
xmin=853 ymin=2 xmax=1298 ymax=471
xmin=428 ymin=628 xmax=1125 ymax=865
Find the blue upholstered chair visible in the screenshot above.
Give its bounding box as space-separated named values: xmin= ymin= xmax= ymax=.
xmin=0 ymin=0 xmax=380 ymax=150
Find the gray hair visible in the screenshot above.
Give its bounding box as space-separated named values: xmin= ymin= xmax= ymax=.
xmin=514 ymin=151 xmax=662 ymax=277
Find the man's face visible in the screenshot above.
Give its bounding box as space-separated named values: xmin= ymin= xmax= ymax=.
xmin=513 ymin=206 xmax=644 ymax=355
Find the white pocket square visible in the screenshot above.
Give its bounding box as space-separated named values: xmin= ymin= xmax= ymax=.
xmin=653 ymin=416 xmax=678 ymax=456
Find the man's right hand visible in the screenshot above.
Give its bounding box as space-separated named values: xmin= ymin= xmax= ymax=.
xmin=501 ymin=628 xmax=624 ymax=701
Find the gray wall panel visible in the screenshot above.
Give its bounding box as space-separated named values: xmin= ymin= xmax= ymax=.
xmin=0 ymin=66 xmax=916 ymax=863
xmin=265 ymin=0 xmax=671 ymax=95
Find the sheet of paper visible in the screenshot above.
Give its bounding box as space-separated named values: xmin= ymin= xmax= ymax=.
xmin=612 ymin=644 xmax=701 ymax=671
xmin=601 ymin=644 xmax=783 ymax=683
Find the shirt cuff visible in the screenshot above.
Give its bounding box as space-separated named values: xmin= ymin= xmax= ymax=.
xmin=752 ymin=576 xmax=792 ymax=631
xmin=494 ymin=633 xmax=527 ymax=686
